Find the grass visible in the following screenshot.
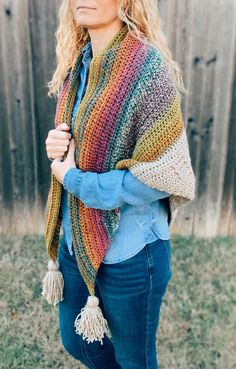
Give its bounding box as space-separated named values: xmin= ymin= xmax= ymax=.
xmin=0 ymin=234 xmax=235 ymax=369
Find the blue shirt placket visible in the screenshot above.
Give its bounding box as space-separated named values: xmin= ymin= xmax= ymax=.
xmin=62 ymin=41 xmax=93 ymax=255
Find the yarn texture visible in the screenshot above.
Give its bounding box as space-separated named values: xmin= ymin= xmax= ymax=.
xmin=43 ymin=23 xmax=196 ymax=342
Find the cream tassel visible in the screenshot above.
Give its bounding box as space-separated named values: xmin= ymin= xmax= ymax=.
xmin=74 ymin=295 xmax=112 ymax=345
xmin=41 ymin=259 xmax=64 ymax=305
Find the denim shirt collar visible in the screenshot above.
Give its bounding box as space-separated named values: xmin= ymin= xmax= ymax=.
xmin=81 ymin=41 xmax=92 ymax=64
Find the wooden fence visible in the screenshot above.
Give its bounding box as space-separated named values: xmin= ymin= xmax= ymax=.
xmin=0 ymin=0 xmax=236 ymax=237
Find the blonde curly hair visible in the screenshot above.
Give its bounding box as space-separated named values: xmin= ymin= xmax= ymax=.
xmin=48 ymin=0 xmax=186 ymax=98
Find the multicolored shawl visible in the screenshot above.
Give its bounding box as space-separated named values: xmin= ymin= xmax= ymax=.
xmin=42 ymin=23 xmax=196 ymax=344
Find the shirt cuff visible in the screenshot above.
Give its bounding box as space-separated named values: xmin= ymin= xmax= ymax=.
xmin=63 ymin=167 xmax=84 ymax=197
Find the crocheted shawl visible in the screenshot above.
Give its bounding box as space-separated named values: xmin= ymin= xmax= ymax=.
xmin=43 ymin=23 xmax=195 ymax=343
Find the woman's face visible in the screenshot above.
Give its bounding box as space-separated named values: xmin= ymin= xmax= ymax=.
xmin=70 ymin=0 xmax=119 ymax=28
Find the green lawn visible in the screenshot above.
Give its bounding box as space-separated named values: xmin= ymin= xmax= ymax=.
xmin=0 ymin=234 xmax=235 ymax=369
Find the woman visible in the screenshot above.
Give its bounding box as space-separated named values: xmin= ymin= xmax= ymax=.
xmin=42 ymin=0 xmax=196 ymax=368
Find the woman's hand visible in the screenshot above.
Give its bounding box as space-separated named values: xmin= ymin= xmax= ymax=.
xmin=51 ymin=138 xmax=76 ymax=184
xmin=45 ymin=123 xmax=71 ymax=160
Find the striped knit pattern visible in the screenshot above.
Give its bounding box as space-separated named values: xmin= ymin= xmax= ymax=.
xmin=44 ymin=24 xmax=196 ymax=296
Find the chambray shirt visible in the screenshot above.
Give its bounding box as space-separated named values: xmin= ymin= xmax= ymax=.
xmin=61 ymin=41 xmax=171 ymax=264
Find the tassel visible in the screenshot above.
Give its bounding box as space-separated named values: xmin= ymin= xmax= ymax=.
xmin=74 ymin=295 xmax=112 ymax=345
xmin=41 ymin=259 xmax=64 ymax=305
